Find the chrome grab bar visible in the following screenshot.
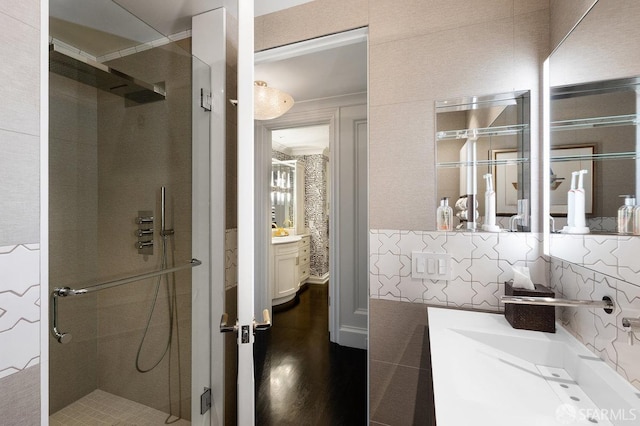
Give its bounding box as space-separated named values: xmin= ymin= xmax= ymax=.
xmin=500 ymin=295 xmax=614 ymax=314
xmin=51 ymin=258 xmax=202 ymax=343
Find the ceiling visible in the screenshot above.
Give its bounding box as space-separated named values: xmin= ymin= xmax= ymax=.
xmin=255 ymin=41 xmax=367 ymax=103
xmin=272 ymin=125 xmax=330 ymax=154
xmin=50 ymin=0 xmax=316 ymax=56
xmin=49 ymin=0 xmax=367 ymax=151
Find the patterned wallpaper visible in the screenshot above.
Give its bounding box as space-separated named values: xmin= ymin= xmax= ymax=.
xmin=300 ymin=154 xmax=329 ymax=277
xmin=0 ymin=244 xmax=40 ymax=379
xmin=272 ymin=150 xmax=330 ymax=278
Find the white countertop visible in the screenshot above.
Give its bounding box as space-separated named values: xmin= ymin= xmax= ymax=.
xmin=427 ymin=308 xmax=638 ymax=426
xmin=271 ymin=235 xmax=302 ymax=245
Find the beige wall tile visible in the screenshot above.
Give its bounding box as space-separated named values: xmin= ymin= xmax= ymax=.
xmin=0 ymin=11 xmax=40 ymax=137
xmin=369 ymin=360 xmax=435 ymax=425
xmin=549 ymin=0 xmax=595 ymax=50
xmin=514 ymin=0 xmax=550 ymax=16
xmin=0 ymin=130 xmax=39 ymax=245
xmin=369 ymin=299 xmax=429 ymax=367
xmin=369 ymin=101 xmax=434 ymax=230
xmin=0 ymin=0 xmax=40 ymax=29
xmin=255 ymin=0 xmax=368 ymax=51
xmin=369 ymin=0 xmax=513 ymax=45
xmin=370 ymin=17 xmax=515 ymax=108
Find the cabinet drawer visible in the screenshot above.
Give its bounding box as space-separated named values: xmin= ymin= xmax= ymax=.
xmin=300 ymin=235 xmax=311 ymax=247
xmin=299 ymin=245 xmax=310 ymax=256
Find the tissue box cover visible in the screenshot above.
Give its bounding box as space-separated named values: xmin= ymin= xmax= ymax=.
xmin=504 ymin=281 xmax=556 ymax=333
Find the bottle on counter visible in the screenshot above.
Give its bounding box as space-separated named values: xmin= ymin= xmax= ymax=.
xmin=437 ymin=197 xmax=453 ymax=231
xmin=618 ymin=195 xmax=636 ymax=234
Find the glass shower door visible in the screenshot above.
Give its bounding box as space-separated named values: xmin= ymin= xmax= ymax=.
xmin=48 ymin=3 xmax=212 ymax=424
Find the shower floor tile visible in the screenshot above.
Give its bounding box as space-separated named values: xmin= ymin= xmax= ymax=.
xmin=49 ymin=389 xmax=190 ymax=426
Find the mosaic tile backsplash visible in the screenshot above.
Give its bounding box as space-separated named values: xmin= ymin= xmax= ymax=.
xmin=369 ymin=230 xmax=546 ymax=310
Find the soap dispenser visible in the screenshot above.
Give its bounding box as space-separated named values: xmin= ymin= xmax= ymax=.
xmin=573 ymin=169 xmax=588 ymax=229
xmin=437 ymin=197 xmax=453 ymax=231
xmin=563 ymin=170 xmax=589 ymax=234
xmin=618 ymin=195 xmax=636 ymax=234
xmin=482 ymin=173 xmax=500 ymax=232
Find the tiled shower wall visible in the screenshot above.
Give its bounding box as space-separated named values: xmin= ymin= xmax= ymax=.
xmin=300 ymin=154 xmax=329 ymax=278
xmin=0 ymin=2 xmax=42 ymax=425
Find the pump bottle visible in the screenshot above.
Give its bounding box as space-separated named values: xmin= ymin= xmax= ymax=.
xmin=618 ymin=195 xmax=636 ymax=234
xmin=482 ymin=173 xmax=500 ymax=232
xmin=437 ymin=197 xmax=453 ymax=231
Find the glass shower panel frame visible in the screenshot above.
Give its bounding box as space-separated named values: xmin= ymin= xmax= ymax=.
xmin=48 ymin=5 xmax=212 ymax=425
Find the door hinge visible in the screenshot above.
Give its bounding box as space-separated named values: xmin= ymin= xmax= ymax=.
xmin=200 ymin=387 xmax=211 ymax=415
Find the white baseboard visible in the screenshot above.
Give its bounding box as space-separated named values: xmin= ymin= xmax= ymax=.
xmin=305 ymin=272 xmax=329 ymax=284
xmin=336 ymin=325 xmax=367 ymax=350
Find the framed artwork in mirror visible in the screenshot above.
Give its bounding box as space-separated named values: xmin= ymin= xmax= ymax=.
xmin=492 ymin=149 xmax=522 ymax=215
xmin=493 ymin=145 xmax=594 ymax=215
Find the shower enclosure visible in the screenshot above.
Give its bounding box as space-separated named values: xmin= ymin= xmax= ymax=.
xmin=48 ymin=2 xmax=212 ymax=424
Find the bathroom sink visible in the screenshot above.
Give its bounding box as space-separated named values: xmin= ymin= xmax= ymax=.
xmin=428 ymin=308 xmax=640 ymax=426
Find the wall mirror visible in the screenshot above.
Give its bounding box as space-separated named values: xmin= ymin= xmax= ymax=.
xmin=271 ymin=159 xmax=297 ymax=228
xmin=435 ymin=91 xmax=531 ymax=232
xmin=547 ymin=0 xmax=640 ymax=262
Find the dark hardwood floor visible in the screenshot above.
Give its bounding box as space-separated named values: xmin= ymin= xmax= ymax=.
xmin=255 ymin=284 xmax=367 ymax=425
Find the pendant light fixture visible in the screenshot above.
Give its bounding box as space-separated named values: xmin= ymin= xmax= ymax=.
xmin=254 ymin=80 xmax=294 ymax=120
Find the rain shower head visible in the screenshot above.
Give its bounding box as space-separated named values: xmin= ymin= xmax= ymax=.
xmin=49 ymin=43 xmax=166 ymax=105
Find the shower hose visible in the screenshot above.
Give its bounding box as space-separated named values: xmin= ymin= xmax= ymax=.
xmin=135 ymin=231 xmax=183 ymax=424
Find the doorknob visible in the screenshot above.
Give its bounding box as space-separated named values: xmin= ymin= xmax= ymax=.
xmin=219 ymin=313 xmax=238 ymax=333
xmin=254 ymin=309 xmax=272 ymax=332
xmin=220 ymin=310 xmax=271 ymax=334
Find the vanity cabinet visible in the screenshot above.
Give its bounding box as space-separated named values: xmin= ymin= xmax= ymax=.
xmin=298 ymin=235 xmax=311 ymax=282
xmin=270 ymin=234 xmax=311 ymax=306
xmin=272 ymin=241 xmax=299 ymax=305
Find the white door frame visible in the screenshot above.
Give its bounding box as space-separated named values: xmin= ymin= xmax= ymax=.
xmin=254 ymin=28 xmax=368 ymax=346
xmin=255 ymin=109 xmax=338 ymax=331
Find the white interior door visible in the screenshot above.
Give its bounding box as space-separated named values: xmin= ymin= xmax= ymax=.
xmin=236 ymin=1 xmax=258 ymax=424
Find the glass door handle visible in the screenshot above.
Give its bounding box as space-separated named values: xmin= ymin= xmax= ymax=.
xmin=254 ymin=309 xmax=271 ymax=332
xmin=219 ymin=313 xmax=238 ymax=333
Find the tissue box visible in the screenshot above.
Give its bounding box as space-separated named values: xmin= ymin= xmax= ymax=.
xmin=504 ymin=281 xmax=556 ymax=333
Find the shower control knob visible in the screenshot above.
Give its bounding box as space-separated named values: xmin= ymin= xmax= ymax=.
xmin=136 ymin=229 xmax=154 ymax=237
xmin=136 ymin=216 xmax=154 ymax=224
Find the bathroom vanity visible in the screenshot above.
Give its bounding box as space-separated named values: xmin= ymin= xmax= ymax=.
xmin=428 ymin=308 xmax=639 ymax=426
xmin=270 ymin=234 xmax=311 ymax=306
